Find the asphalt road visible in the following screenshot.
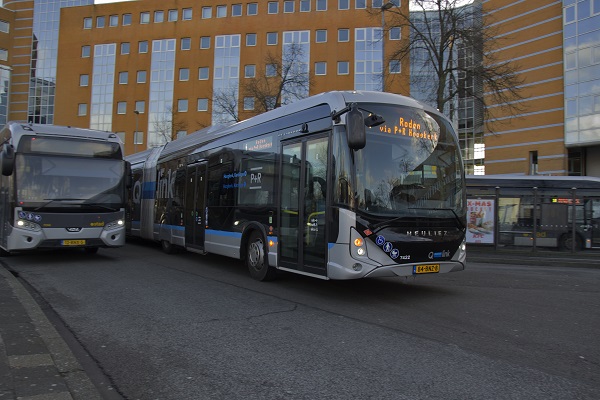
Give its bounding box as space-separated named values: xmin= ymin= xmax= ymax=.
xmin=4 ymin=242 xmax=600 ymax=400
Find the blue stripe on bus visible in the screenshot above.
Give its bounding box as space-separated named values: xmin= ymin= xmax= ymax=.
xmin=206 ymin=229 xmax=243 ymax=239
xmin=141 ymin=182 xmax=156 ymax=200
xmin=158 ymin=224 xmax=185 ymax=231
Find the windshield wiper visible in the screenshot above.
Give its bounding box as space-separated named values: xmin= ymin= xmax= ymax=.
xmin=408 ymin=207 xmax=465 ymax=230
xmin=35 ymin=198 xmax=87 ymax=210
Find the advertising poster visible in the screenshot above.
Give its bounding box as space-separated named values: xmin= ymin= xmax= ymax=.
xmin=467 ymin=199 xmax=495 ymax=244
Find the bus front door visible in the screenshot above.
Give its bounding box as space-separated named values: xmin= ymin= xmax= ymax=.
xmin=279 ymin=136 xmax=328 ymax=277
xmin=185 ymin=162 xmax=207 ymax=251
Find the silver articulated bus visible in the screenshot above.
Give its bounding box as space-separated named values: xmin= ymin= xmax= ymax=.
xmin=126 ymin=91 xmax=467 ymax=281
xmin=0 ymin=122 xmax=131 ymax=255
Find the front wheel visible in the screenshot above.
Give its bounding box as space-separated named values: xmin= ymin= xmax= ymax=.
xmin=161 ymin=239 xmax=176 ymax=254
xmin=246 ymin=231 xmax=277 ymax=281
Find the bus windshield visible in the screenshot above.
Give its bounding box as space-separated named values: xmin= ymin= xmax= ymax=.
xmin=354 ymin=104 xmax=465 ymax=220
xmin=15 ymin=154 xmax=125 ymax=208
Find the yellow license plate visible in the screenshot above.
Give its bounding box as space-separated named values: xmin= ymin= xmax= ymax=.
xmin=62 ymin=239 xmax=86 ymax=246
xmin=414 ymin=264 xmax=440 ymax=274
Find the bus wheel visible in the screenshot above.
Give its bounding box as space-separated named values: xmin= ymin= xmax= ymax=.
xmin=84 ymin=247 xmax=99 ymax=254
xmin=560 ymin=233 xmax=582 ymax=251
xmin=246 ymin=231 xmax=276 ymax=281
xmin=161 ymin=240 xmax=175 ymax=254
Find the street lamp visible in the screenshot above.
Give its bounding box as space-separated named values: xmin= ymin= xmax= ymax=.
xmin=381 ymin=1 xmax=395 ymax=92
xmin=133 ymin=109 xmax=139 ymax=154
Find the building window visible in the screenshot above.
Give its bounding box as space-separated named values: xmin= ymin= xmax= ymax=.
xmin=121 ymin=42 xmax=130 ymax=55
xmin=284 ymin=1 xmax=295 ymax=13
xmin=197 ymin=98 xmax=209 ymax=111
xmin=232 ymin=4 xmax=243 ymax=16
xmin=266 ymin=64 xmax=277 ymax=77
xmin=117 ymin=102 xmax=127 ymax=114
xmin=181 ymin=38 xmax=191 ymax=50
xmin=119 ymin=71 xmax=128 ymax=84
xmin=389 ymin=60 xmax=401 ymax=73
xmin=356 ymin=0 xmax=366 ymax=9
xmin=245 ymin=64 xmax=256 ymax=78
xmin=79 ymin=74 xmax=89 ymax=86
xmin=390 ymin=26 xmax=401 ymax=40
xmin=135 ymin=100 xmax=145 ymax=113
xmin=0 ymin=20 xmax=9 ymax=34
xmin=268 ymin=2 xmax=279 ymax=14
xmin=198 ymin=67 xmax=209 ymax=80
xmin=317 ymin=0 xmax=328 ymax=11
xmin=316 ymin=30 xmax=327 ymax=43
xmin=217 ymin=5 xmax=227 ymax=18
xmin=267 ymin=32 xmax=278 ymax=45
xmin=154 ymin=11 xmax=164 ymax=23
xmin=109 ymin=15 xmax=118 ymax=27
xmin=140 ymin=12 xmax=150 ymax=24
xmin=137 ymin=70 xmax=147 ymax=83
xmin=81 ymin=45 xmax=91 ymax=58
xmin=182 ymin=8 xmax=192 ymax=20
xmin=338 ymin=61 xmax=349 ymax=75
xmin=529 ymin=151 xmax=538 ymax=175
xmin=0 ymin=48 xmax=6 ymax=62
xmin=83 ymin=17 xmax=92 ymax=29
xmin=247 ymin=3 xmax=258 ymax=15
xmin=139 ymin=41 xmax=148 ymax=53
xmin=300 ymin=0 xmax=311 ymax=12
xmin=178 ymin=99 xmax=188 ymax=112
xmin=78 ymin=103 xmax=87 ymax=116
xmin=338 ymin=29 xmax=350 ymax=42
xmin=122 ymin=13 xmax=132 ymax=26
xmin=179 ymin=68 xmax=190 ymax=81
xmin=339 ymin=0 xmax=350 ymax=10
xmin=134 ymin=131 xmax=144 ymax=145
xmin=200 ymin=36 xmax=211 ymax=49
xmin=315 ymin=62 xmax=327 ymax=75
xmin=168 ymin=9 xmax=178 ymax=21
xmin=246 ymin=33 xmax=257 ymax=46
xmin=202 ymin=7 xmax=212 ymax=19
xmin=244 ymin=97 xmax=255 ymax=110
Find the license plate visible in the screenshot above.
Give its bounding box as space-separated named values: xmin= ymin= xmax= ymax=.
xmin=62 ymin=239 xmax=86 ymax=246
xmin=414 ymin=264 xmax=440 ymax=274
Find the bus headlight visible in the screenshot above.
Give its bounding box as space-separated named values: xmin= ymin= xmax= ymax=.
xmin=104 ymin=219 xmax=124 ymax=231
xmin=16 ymin=219 xmax=42 ymax=232
xmin=350 ymin=228 xmax=367 ymax=258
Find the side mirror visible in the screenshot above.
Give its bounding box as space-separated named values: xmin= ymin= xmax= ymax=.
xmin=125 ymin=161 xmax=133 ymax=188
xmin=1 ymin=145 xmax=15 ymax=176
xmin=347 ymin=103 xmax=366 ymax=150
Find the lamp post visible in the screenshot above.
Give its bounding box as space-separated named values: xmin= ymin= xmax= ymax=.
xmin=133 ymin=109 xmax=139 ymax=154
xmin=381 ymin=1 xmax=395 ymax=92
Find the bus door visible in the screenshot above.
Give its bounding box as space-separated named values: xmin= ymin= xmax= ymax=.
xmin=592 ymin=198 xmax=600 ymax=248
xmin=279 ymin=136 xmax=329 ymax=277
xmin=184 ymin=161 xmax=207 ymax=251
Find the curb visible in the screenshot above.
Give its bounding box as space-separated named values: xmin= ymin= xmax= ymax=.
xmin=0 ymin=265 xmax=103 ymax=400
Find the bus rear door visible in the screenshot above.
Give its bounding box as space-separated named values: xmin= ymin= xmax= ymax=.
xmin=185 ymin=161 xmax=207 ymax=252
xmin=279 ymin=136 xmax=329 ymax=277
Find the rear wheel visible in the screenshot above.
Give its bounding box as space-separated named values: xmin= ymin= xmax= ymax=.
xmin=246 ymin=231 xmax=277 ymax=281
xmin=560 ymin=233 xmax=583 ymax=251
xmin=161 ymin=239 xmax=175 ymax=254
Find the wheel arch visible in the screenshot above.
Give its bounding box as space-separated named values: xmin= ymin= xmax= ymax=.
xmin=240 ymin=222 xmax=269 ymax=261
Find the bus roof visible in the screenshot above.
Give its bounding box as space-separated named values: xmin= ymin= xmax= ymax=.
xmin=2 ymin=121 xmax=122 ymax=143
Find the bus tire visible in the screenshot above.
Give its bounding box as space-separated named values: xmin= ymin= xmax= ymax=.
xmin=161 ymin=239 xmax=175 ymax=254
xmin=559 ymin=233 xmax=582 ymax=251
xmin=246 ymin=230 xmax=276 ymax=281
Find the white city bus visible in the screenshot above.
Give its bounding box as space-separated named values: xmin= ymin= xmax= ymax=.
xmin=127 ymin=91 xmax=467 ymax=280
xmin=0 ymin=122 xmax=131 ymax=255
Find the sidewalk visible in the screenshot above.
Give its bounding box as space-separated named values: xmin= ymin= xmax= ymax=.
xmin=0 ymin=265 xmax=102 ymax=400
xmin=467 ymin=245 xmax=600 ymax=267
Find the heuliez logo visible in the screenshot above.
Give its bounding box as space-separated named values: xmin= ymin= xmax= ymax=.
xmin=406 ymin=230 xmax=448 ymax=237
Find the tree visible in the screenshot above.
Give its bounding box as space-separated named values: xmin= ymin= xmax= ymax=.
xmin=212 ymin=87 xmax=242 ymax=124
xmin=380 ymin=0 xmax=524 ymax=131
xmin=150 ymin=105 xmax=188 ymax=146
xmin=242 ymin=41 xmax=314 ymax=115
